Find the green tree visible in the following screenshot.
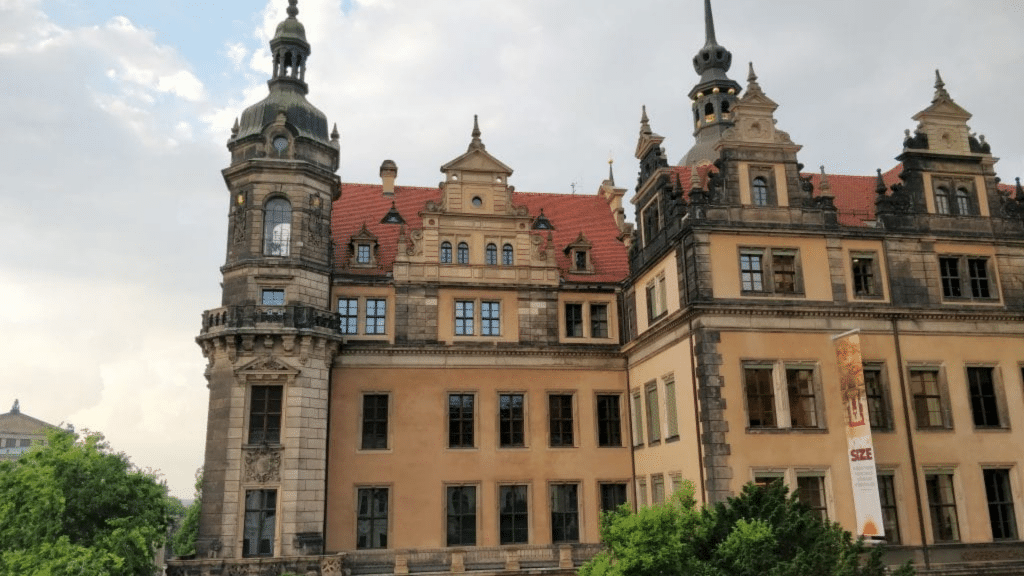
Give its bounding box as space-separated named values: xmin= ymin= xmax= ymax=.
xmin=580 ymin=480 xmax=913 ymax=576
xmin=0 ymin=429 xmax=177 ymax=576
xmin=172 ymin=468 xmax=202 ymax=557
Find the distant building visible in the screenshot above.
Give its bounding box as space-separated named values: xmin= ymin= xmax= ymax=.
xmin=0 ymin=400 xmax=58 ymax=460
xmin=169 ymin=1 xmax=1024 ymax=575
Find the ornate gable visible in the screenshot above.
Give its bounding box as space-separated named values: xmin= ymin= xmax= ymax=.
xmin=234 ymin=355 xmax=300 ymax=383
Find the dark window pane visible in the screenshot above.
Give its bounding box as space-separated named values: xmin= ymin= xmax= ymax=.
xmin=243 ymin=489 xmax=276 ymax=557
xmin=499 ymin=485 xmax=529 ymax=544
xmin=877 ymin=475 xmax=901 ymax=544
xmin=590 ymin=304 xmax=608 ymax=338
xmin=926 ymin=474 xmax=960 ymax=542
xmin=984 ymin=469 xmax=1018 ymax=540
xmin=565 ymin=304 xmax=583 ymax=338
xmin=549 ymin=395 xmax=574 ymax=447
xmin=551 ymin=484 xmax=579 ymax=543
xmin=448 ymin=394 xmax=474 ymax=448
xmin=968 ymin=367 xmax=1000 ymax=427
xmin=600 ymin=483 xmax=628 ymax=512
xmin=499 ymin=394 xmax=525 ymax=447
xmin=357 ymin=488 xmax=388 ymax=549
xmin=249 ymin=386 xmax=282 ymax=444
xmin=361 ymin=395 xmax=388 ymax=450
xmin=787 ymin=368 xmax=818 ymax=428
xmin=596 ymin=395 xmax=621 ymax=447
xmin=745 ymin=368 xmax=775 ymax=428
xmin=446 ymin=486 xmax=477 ymax=546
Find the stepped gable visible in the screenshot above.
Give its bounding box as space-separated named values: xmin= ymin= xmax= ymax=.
xmin=331 ymin=185 xmax=629 ymax=283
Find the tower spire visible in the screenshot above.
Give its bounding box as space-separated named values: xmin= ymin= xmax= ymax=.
xmin=704 ymin=0 xmax=718 ymax=46
xmin=468 ymin=115 xmax=485 ymax=152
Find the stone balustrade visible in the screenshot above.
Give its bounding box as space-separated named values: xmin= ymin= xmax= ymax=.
xmin=201 ymin=305 xmax=341 ymax=334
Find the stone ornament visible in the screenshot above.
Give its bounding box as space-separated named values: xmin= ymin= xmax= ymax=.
xmin=244 ymin=444 xmax=282 ymax=483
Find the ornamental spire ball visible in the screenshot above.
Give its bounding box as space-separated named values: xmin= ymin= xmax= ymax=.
xmin=287 ymin=0 xmax=299 ymax=18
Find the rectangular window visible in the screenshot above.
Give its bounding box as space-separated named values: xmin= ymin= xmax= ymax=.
xmin=797 ymin=475 xmax=828 ymax=522
xmin=910 ymin=369 xmax=946 ymax=429
xmin=356 ymin=487 xmax=388 ymax=549
xmin=968 ymin=367 xmax=1002 ymax=428
xmin=645 ymin=383 xmax=661 ymax=443
xmin=499 ymin=393 xmax=525 ymax=448
xmin=499 ymin=485 xmax=529 ymax=544
xmin=551 ymin=484 xmax=580 ymax=543
xmin=549 ymin=394 xmax=574 ymax=447
xmin=446 ymin=486 xmax=477 ymax=546
xmin=596 ymin=395 xmax=622 ymax=447
xmin=643 ymin=200 xmax=661 ymax=244
xmin=243 ymin=489 xmax=276 ymax=557
xmin=651 ymin=474 xmax=666 ymax=504
xmin=356 ymin=244 xmax=371 ymax=264
xmin=365 ymin=299 xmax=387 ymax=334
xmin=741 ymin=248 xmax=802 ymax=295
xmin=565 ymin=303 xmax=584 ymax=337
xmin=645 ymin=274 xmax=668 ymax=323
xmin=940 ymin=256 xmax=995 ymax=300
xmin=864 ymin=368 xmax=891 ymax=431
xmin=338 ymin=298 xmax=358 ymax=335
xmin=745 ymin=366 xmax=776 ymax=428
xmin=637 ymin=479 xmax=648 ymax=507
xmin=481 ymin=301 xmax=500 ymax=336
xmin=753 ymin=473 xmax=784 ymax=488
xmin=600 ymin=483 xmax=628 ymax=512
xmin=772 ymin=250 xmax=797 ymax=294
xmin=590 ymin=303 xmax=609 ymax=338
xmin=877 ymin=474 xmax=901 ymax=544
xmin=984 ymin=469 xmax=1018 ymax=540
xmin=455 ymin=300 xmax=475 ymax=336
xmin=631 ymin=391 xmax=644 ymax=446
xmin=261 ymin=288 xmax=285 ymax=306
xmin=669 ymin=473 xmax=683 ymax=496
xmin=787 ymin=367 xmax=818 ymax=429
xmin=851 ymin=254 xmax=878 ymax=298
xmin=448 ymin=393 xmax=475 ymax=448
xmin=740 ymin=253 xmax=764 ymax=292
xmin=248 ymin=385 xmax=282 ymax=445
xmin=926 ymin=473 xmax=960 ymax=542
xmin=361 ymin=394 xmax=388 ymax=450
xmin=664 ymin=378 xmax=679 ymax=439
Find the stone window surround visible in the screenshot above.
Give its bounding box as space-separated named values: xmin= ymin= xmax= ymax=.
xmin=558 ymin=295 xmax=617 ymax=344
xmin=742 ymin=360 xmax=827 ymax=433
xmin=357 ymin=392 xmax=391 ymax=453
xmin=497 ymin=391 xmax=528 ymax=449
xmin=333 ymin=293 xmax=393 ymax=342
xmin=594 ymin=392 xmax=624 ymax=448
xmin=738 ymin=246 xmax=804 ymax=297
xmin=907 ymin=364 xmax=954 ymax=431
xmin=937 ymin=254 xmax=1000 ymax=303
xmin=963 ymin=364 xmax=1011 ymax=431
xmin=863 ymin=363 xmax=896 ymax=433
xmin=749 ymin=467 xmax=834 ymax=521
xmin=447 ymin=392 xmax=477 ymax=450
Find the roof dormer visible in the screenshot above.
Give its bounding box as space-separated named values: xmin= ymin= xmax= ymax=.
xmin=438 ymin=116 xmax=515 ymax=215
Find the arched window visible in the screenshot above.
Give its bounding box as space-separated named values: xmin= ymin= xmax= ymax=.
xmin=440 ymin=241 xmax=453 ymax=264
xmin=263 ymin=198 xmax=291 ymax=256
xmin=934 ymin=186 xmax=951 ymax=214
xmin=955 ymin=188 xmax=972 ymax=215
xmin=502 ymin=244 xmax=514 ymax=266
xmin=457 ymin=242 xmax=470 ymax=264
xmin=752 ymin=177 xmax=769 ymax=206
xmin=485 ymin=243 xmax=497 ymax=265
xmin=721 ymin=101 xmax=731 ymax=116
xmin=704 ymin=102 xmax=715 ymax=121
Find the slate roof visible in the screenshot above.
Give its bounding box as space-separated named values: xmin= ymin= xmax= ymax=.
xmin=331 ymin=184 xmax=630 ymax=284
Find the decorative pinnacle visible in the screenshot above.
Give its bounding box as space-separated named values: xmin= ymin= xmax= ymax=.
xmin=819 ymin=166 xmax=832 ymax=194
xmin=875 ymin=168 xmax=887 ymax=195
xmin=331 ymin=123 xmax=339 ymax=140
xmin=933 ymin=69 xmax=950 ymax=102
xmin=287 ymin=0 xmax=299 ymax=18
xmin=468 ymin=115 xmax=485 ymax=151
xmin=1016 ymin=177 xmax=1023 ymax=201
xmin=640 ymin=105 xmax=652 ymax=135
xmin=746 ymin=61 xmax=762 ymax=94
xmin=231 ymin=117 xmax=239 ymax=137
xmin=608 ymin=158 xmax=615 ymax=185
xmin=690 ymin=163 xmax=701 ymax=190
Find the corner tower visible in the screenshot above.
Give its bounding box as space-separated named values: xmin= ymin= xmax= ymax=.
xmin=678 ymin=0 xmax=741 ymax=167
xmin=195 ymin=0 xmax=341 ymax=562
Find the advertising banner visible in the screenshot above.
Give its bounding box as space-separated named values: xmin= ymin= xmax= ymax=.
xmin=832 ymin=329 xmax=885 ymax=538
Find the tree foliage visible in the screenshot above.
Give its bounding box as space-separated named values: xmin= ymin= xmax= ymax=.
xmin=580 ymin=480 xmax=914 ymax=576
xmin=0 ymin=429 xmax=177 ymax=576
xmin=172 ymin=468 xmax=202 ymax=558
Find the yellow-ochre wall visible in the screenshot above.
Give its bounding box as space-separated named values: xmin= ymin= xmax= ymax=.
xmin=325 ymin=366 xmax=631 ymax=551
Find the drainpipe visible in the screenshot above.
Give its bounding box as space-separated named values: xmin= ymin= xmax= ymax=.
xmin=688 ymin=315 xmax=707 ymax=504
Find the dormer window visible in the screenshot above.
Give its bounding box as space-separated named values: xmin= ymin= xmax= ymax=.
xmin=642 ymin=198 xmax=661 ymax=245
xmin=441 ymin=241 xmax=453 ymax=264
xmin=748 ymin=168 xmax=777 ymax=207
xmin=564 ymin=233 xmax=594 ymax=274
xmin=485 ymin=243 xmax=497 ymax=265
xmin=348 ymin=224 xmax=379 ymax=268
xmin=502 ymin=244 xmax=514 ymax=266
xmin=933 ymin=178 xmax=976 ymax=216
xmin=457 ymin=242 xmax=470 ymax=264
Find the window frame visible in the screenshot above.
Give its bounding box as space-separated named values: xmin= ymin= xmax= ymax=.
xmin=445 ymin=484 xmax=478 ymax=546
xmin=243 ymin=489 xmax=277 ymax=557
xmin=630 ymin=390 xmax=644 ymax=447
xmin=644 ymin=381 xmax=661 ymax=445
xmin=909 ymin=367 xmax=953 ymax=430
xmin=983 ymin=468 xmax=1019 ymax=541
xmin=365 ymin=298 xmax=387 ymax=335
xmin=877 ymin=472 xmax=902 ymax=544
xmin=739 ymin=247 xmax=804 ymax=296
xmin=743 ymin=361 xmax=826 ymax=432
xmin=595 ymin=394 xmax=623 ymax=448
xmin=796 ymin=473 xmax=830 ymax=522
xmin=550 ymin=483 xmax=580 ymax=543
xmin=502 ymin=243 xmax=514 ymax=266
xmin=360 ymin=393 xmax=389 ymax=451
xmin=356 ymin=243 xmax=371 ymax=264
xmin=448 ymin=393 xmax=476 ymax=449
xmin=356 ymin=486 xmax=389 ymax=549
xmin=485 ymin=243 xmax=498 ymax=266
xmin=925 ymin=471 xmax=961 ymax=543
xmin=548 ymin=393 xmax=575 ymax=448
xmin=453 ymin=298 xmax=501 ymax=338
xmin=440 ymin=241 xmax=453 ymax=264
xmin=498 ymin=393 xmax=526 ymax=448
xmin=455 ymin=300 xmax=475 ymax=336
xmin=932 ymin=177 xmax=977 ymax=216
xmin=263 ymin=197 xmax=292 ymax=257
xmin=248 ymin=385 xmax=283 ymax=445
xmin=457 ymin=241 xmax=470 ymax=264
xmin=599 ymin=482 xmax=629 ymax=513
xmin=645 ymin=273 xmax=668 ymax=323
xmin=338 ymin=298 xmax=359 ymax=335
xmin=498 ymin=484 xmax=529 ymax=545
xmin=565 ymin=303 xmax=584 ymax=338
xmin=850 ymin=252 xmax=882 ymax=299
xmin=938 ymin=255 xmax=998 ymax=302
xmin=863 ymin=364 xmax=895 ymax=432
xmin=748 ymin=166 xmax=778 ymax=207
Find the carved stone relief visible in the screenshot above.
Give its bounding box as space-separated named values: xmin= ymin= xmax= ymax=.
xmin=244 ymin=444 xmax=282 ymax=483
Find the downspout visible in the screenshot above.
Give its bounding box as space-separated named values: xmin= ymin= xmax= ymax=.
xmin=891 ymin=316 xmax=930 ymax=570
xmin=688 ymin=314 xmax=707 ymax=504
xmin=619 ymin=287 xmax=638 ymax=513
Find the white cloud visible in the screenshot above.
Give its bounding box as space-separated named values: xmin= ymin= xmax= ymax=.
xmin=225 ymin=41 xmax=247 ymax=67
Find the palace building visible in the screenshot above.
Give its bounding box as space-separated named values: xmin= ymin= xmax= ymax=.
xmin=168 ymin=1 xmax=1024 ymax=575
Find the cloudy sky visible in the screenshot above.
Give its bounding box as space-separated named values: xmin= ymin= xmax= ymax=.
xmin=3 ymin=0 xmax=1022 ymax=498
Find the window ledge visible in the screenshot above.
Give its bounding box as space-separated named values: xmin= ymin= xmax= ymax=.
xmin=598 ymin=445 xmax=627 ymax=449
xmin=913 ymin=427 xmax=955 ymax=433
xmin=665 ymin=435 xmax=680 ymax=444
xmin=745 ymin=427 xmax=828 ymax=434
xmin=972 ymin=426 xmax=1012 ymax=432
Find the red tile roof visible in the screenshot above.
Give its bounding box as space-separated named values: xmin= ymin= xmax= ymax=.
xmin=331 ymin=184 xmax=629 ymax=283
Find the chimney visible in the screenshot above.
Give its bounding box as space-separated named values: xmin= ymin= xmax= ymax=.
xmin=380 ymin=159 xmax=397 ymax=196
